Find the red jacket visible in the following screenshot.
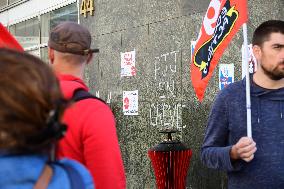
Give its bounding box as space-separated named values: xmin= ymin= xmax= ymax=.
xmin=56 ymin=74 xmax=126 ymax=189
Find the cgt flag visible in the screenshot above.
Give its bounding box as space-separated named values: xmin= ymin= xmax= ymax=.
xmin=0 ymin=23 xmax=23 ymax=51
xmin=191 ymin=0 xmax=247 ymax=102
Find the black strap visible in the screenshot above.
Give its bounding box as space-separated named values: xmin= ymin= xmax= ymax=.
xmin=56 ymin=162 xmax=85 ymax=189
xmin=72 ymin=89 xmax=106 ymax=104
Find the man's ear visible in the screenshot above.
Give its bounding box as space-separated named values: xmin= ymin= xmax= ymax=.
xmin=86 ymin=53 xmax=93 ymax=64
xmin=48 ymin=47 xmax=54 ymax=64
xmin=252 ymin=45 xmax=261 ymax=60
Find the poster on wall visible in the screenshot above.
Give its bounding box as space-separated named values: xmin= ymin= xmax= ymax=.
xmin=121 ymin=50 xmax=136 ymax=77
xmin=242 ymin=44 xmax=257 ymax=78
xmin=219 ymin=64 xmax=234 ymax=90
xmin=123 ymin=90 xmax=138 ymax=115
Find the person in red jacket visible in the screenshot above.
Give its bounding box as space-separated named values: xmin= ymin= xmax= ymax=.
xmin=47 ymin=21 xmax=126 ymax=189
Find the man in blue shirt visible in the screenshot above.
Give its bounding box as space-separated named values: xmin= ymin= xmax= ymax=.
xmin=201 ymin=20 xmax=284 ymax=189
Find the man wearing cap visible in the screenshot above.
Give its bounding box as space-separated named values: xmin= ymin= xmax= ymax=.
xmin=48 ymin=21 xmax=126 ymax=189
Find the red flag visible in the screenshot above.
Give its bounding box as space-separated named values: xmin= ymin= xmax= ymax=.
xmin=191 ymin=0 xmax=247 ymax=102
xmin=0 ymin=23 xmax=24 ymax=51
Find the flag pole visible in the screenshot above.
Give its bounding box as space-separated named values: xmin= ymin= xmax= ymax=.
xmin=242 ymin=23 xmax=252 ymax=138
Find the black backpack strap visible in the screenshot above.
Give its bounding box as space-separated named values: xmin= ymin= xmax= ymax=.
xmin=72 ymin=89 xmax=106 ymax=104
xmin=55 ymin=162 xmax=85 ymax=189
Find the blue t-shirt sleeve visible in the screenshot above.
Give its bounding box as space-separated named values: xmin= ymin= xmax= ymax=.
xmin=200 ymin=90 xmax=243 ymax=172
xmin=59 ymin=158 xmax=95 ymax=189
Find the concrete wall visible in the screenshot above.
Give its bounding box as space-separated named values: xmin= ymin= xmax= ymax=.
xmin=80 ymin=0 xmax=284 ymax=188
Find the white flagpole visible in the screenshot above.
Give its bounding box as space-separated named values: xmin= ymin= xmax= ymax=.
xmin=242 ymin=23 xmax=252 ymax=138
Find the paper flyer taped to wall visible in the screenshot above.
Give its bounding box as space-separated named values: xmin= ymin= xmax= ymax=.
xmin=123 ymin=90 xmax=138 ymax=115
xmin=121 ymin=50 xmax=136 ymax=77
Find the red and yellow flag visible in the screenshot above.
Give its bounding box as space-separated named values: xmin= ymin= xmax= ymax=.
xmin=0 ymin=23 xmax=23 ymax=51
xmin=191 ymin=0 xmax=247 ymax=102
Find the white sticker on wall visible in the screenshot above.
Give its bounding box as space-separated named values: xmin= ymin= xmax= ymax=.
xmin=219 ymin=64 xmax=234 ymax=90
xmin=191 ymin=41 xmax=196 ymax=62
xmin=121 ymin=50 xmax=136 ymax=77
xmin=242 ymin=44 xmax=257 ymax=79
xmin=123 ymin=90 xmax=138 ymax=115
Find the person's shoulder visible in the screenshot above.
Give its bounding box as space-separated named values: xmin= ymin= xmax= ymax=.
xmin=57 ymin=158 xmax=94 ymax=189
xmin=84 ymin=97 xmax=107 ymax=107
xmin=213 ymin=80 xmax=244 ymax=106
xmin=76 ymin=95 xmax=112 ymax=113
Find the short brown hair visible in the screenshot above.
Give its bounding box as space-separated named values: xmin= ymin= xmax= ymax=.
xmin=252 ymin=20 xmax=284 ymax=47
xmin=0 ymin=48 xmax=67 ymax=154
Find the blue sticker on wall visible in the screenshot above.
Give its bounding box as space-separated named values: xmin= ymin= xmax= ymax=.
xmin=219 ymin=64 xmax=234 ymax=90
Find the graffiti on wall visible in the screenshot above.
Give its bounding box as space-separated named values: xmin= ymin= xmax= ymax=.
xmin=150 ymin=50 xmax=186 ymax=129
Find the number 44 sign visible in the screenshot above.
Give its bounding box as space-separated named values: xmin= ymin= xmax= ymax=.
xmin=80 ymin=0 xmax=94 ymax=18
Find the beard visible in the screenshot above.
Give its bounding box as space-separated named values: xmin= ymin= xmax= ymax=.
xmin=261 ymin=61 xmax=284 ymax=80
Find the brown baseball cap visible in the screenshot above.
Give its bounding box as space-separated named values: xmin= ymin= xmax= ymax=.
xmin=48 ymin=21 xmax=99 ymax=55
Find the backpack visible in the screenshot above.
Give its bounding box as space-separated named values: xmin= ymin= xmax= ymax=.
xmin=34 ymin=162 xmax=85 ymax=189
xmin=56 ymin=162 xmax=85 ymax=189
